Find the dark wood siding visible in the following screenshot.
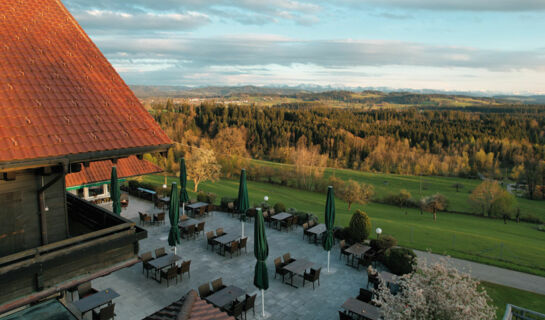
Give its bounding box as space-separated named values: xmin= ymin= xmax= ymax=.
xmin=0 ymin=169 xmax=67 ymax=257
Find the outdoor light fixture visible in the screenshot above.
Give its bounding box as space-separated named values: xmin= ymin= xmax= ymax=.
xmin=264 ymin=196 xmax=269 ymax=201
xmin=376 ymin=227 xmax=382 ymax=239
xmin=162 ymin=184 xmax=167 ymax=189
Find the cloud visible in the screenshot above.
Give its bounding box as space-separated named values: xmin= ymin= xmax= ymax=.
xmin=63 ymin=0 xmax=322 ymax=27
xmin=74 ymin=10 xmax=210 ymax=31
xmin=337 ymin=0 xmax=545 ymax=11
xmin=95 ymin=36 xmax=545 ymax=72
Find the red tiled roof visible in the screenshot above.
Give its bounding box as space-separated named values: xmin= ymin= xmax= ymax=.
xmin=144 ymin=290 xmax=235 ymax=320
xmin=0 ymin=0 xmax=171 ymax=164
xmin=65 ymin=156 xmax=162 ymax=188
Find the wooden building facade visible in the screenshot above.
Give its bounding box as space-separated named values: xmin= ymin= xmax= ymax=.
xmin=0 ymin=0 xmax=172 ymax=315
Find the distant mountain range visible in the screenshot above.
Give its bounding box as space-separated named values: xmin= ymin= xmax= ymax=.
xmin=130 ymin=85 xmax=545 ymax=105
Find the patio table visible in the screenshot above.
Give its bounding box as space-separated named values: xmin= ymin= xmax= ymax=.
xmin=380 ymin=271 xmax=396 ymax=286
xmin=345 ymin=243 xmax=371 ymax=267
xmin=148 ymin=253 xmax=181 ymax=282
xmin=73 ymin=288 xmax=119 ymax=314
xmin=341 ymin=298 xmax=380 ymax=320
xmin=271 ymin=212 xmax=292 ymax=230
xmin=205 ymin=285 xmax=245 ymax=309
xmin=283 ymin=259 xmax=315 ymax=288
xmin=178 ymin=218 xmax=199 ymax=229
xmin=213 ymin=233 xmax=241 ymax=255
xmin=186 ymin=202 xmax=209 ymax=217
xmin=306 ymin=223 xmax=326 ymax=243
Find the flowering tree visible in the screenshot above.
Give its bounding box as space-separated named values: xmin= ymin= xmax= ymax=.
xmin=374 ymin=258 xmax=495 ymax=320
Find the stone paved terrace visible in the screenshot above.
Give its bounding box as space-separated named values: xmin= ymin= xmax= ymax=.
xmin=91 ymin=196 xmax=372 ymax=320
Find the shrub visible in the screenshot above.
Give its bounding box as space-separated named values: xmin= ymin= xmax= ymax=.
xmin=220 ymin=197 xmax=236 ymax=210
xmin=381 ymin=247 xmax=416 ymax=275
xmin=207 ymin=192 xmax=217 ymax=205
xmin=371 ymin=234 xmax=398 ymax=251
xmin=197 ymin=191 xmax=208 ymax=202
xmin=522 ymin=214 xmax=544 ymax=224
xmin=538 ymin=224 xmax=545 ymax=232
xmin=273 ymin=202 xmax=286 ymax=213
xmin=333 ymin=226 xmax=345 ymax=240
xmin=347 ymin=210 xmax=372 ymax=243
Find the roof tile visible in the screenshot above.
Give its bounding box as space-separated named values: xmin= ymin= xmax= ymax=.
xmin=0 ymin=0 xmax=171 ymax=163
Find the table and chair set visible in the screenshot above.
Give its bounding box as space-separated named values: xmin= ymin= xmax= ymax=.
xmin=273 ymin=253 xmax=322 ymax=289
xmin=139 ymin=248 xmax=191 ymax=287
xmin=68 ymin=281 xmax=119 ymax=320
xmin=198 ymin=278 xmax=256 ymax=319
xmin=205 ymin=228 xmax=248 ymax=258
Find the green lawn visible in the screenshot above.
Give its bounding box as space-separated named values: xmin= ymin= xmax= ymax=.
xmin=250 ymin=159 xmax=545 ymax=222
xmin=139 ymin=174 xmax=545 ymax=277
xmin=480 ymin=281 xmax=545 ymax=319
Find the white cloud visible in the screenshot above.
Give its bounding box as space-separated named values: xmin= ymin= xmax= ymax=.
xmin=336 ymin=0 xmax=545 ymax=11
xmin=74 ymin=10 xmax=210 ymax=30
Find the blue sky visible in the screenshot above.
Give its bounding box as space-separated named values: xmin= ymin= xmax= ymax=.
xmin=63 ymin=0 xmax=545 ymax=93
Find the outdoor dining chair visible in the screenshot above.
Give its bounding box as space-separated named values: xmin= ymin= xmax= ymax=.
xmin=206 ymin=231 xmax=217 ymax=251
xmin=274 ymin=257 xmax=288 ymax=282
xmin=225 ymin=240 xmax=240 ymax=258
xmin=357 ymin=288 xmax=374 ymax=303
xmin=211 ymin=278 xmax=226 ymax=293
xmin=160 ymin=267 xmax=178 ymax=287
xmin=338 ymin=310 xmax=352 ymax=320
xmin=155 ymin=247 xmax=167 ymax=258
xmin=239 ymin=237 xmax=248 ymax=254
xmin=195 ymin=222 xmax=205 ymax=238
xmin=302 ymin=223 xmax=310 ymax=240
xmin=216 ymin=228 xmax=225 ymax=237
xmin=92 ymin=303 xmax=115 ymax=320
xmin=183 ymin=224 xmax=196 ymax=239
xmin=139 ymin=251 xmax=153 ymax=275
xmin=77 ymin=281 xmax=98 ymax=299
xmin=154 ymin=212 xmax=166 ymax=225
xmin=303 ymin=267 xmax=321 ymax=290
xmin=178 ymin=260 xmax=191 ymax=280
xmin=339 ymin=240 xmax=350 ymax=262
xmin=244 ymin=293 xmax=257 ymax=318
xmin=228 ymin=301 xmax=245 ymax=320
xmin=198 ymin=283 xmax=212 ymax=298
xmin=283 ymin=253 xmax=295 ymax=265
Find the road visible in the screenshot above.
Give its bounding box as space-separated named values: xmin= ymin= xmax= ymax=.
xmin=415 ymin=250 xmax=545 ymax=295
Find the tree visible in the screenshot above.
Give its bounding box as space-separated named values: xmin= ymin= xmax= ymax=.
xmin=186 ymin=148 xmax=221 ymax=192
xmin=420 ymin=193 xmax=448 ymax=221
xmin=469 ymin=180 xmax=516 ymax=218
xmin=338 ymin=179 xmax=374 ymax=210
xmin=347 ymin=210 xmax=372 ymax=243
xmin=374 ymin=258 xmax=496 ymax=320
xmin=291 ymin=137 xmax=328 ymax=191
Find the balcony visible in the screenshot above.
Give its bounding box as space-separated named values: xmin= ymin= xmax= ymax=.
xmin=0 ymin=193 xmax=146 ymax=313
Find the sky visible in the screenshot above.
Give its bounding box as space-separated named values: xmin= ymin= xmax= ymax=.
xmin=63 ymin=0 xmax=545 ymax=94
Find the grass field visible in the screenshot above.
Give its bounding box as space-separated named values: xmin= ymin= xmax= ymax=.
xmin=251 ymin=159 xmax=545 ymax=222
xmin=138 ymin=174 xmax=545 ymax=277
xmin=481 ymin=282 xmax=545 ymax=319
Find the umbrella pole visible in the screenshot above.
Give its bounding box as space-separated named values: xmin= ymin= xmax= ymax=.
xmin=261 ymin=289 xmax=265 ymax=317
xmin=327 ymin=251 xmax=330 ymax=273
xmin=241 ymin=221 xmax=244 ymax=238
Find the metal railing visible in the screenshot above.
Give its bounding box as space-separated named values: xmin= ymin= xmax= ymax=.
xmin=503 ymin=304 xmax=545 ymax=320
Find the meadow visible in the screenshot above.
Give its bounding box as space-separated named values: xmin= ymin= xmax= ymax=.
xmin=139 ymin=173 xmax=545 ymax=277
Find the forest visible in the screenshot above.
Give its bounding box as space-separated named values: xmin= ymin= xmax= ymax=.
xmin=146 ymin=99 xmax=545 ymax=200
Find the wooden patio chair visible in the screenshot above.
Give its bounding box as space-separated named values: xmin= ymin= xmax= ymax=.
xmin=154 ymin=212 xmax=166 ymax=225
xmin=274 ymin=257 xmax=288 ymax=282
xmin=155 ymin=247 xmax=167 ymax=258
xmin=206 ymin=231 xmax=217 ymax=251
xmin=139 ymin=251 xmax=153 ymax=276
xmin=303 ymin=267 xmax=321 ymax=290
xmin=339 ymin=240 xmax=350 ymax=262
xmin=357 ymin=288 xmax=374 ymax=303
xmin=92 ymin=303 xmax=115 ymax=320
xmin=211 ymin=278 xmax=226 ymax=293
xmin=239 ymin=237 xmax=248 ymax=254
xmin=338 ymin=310 xmax=352 ymax=320
xmin=243 ymin=293 xmax=257 ymax=318
xmin=195 ymin=222 xmax=205 ymax=238
xmin=198 ymin=283 xmax=212 ymax=298
xmin=177 ymin=260 xmax=191 ymax=281
xmin=77 ymin=281 xmax=98 ymax=299
xmin=225 ymin=240 xmax=240 ymax=258
xmin=183 ymin=224 xmax=196 ymax=239
xmin=227 ymin=202 xmax=235 ymax=214
xmin=139 ymin=212 xmax=151 ymax=225
xmin=228 ymin=301 xmax=244 ymax=320
xmin=283 ymin=253 xmax=295 ymax=265
xmin=302 ymin=223 xmax=310 ymax=240
xmin=216 ymin=228 xmax=225 ymax=237
xmin=160 ymin=267 xmax=178 ymax=287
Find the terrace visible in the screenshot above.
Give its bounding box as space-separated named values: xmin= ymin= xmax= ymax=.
xmin=91 ymin=195 xmax=372 ymax=319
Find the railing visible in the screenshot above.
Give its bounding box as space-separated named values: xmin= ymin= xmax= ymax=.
xmin=503 ymin=304 xmax=545 ymax=320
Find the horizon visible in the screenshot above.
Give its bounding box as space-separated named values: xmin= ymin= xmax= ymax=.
xmin=64 ymin=0 xmax=545 ymax=94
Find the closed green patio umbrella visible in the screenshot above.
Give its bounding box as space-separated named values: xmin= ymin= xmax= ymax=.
xmin=179 ymin=158 xmax=190 ymax=216
xmin=322 ymin=186 xmax=335 ymax=273
xmin=254 ymin=208 xmax=269 ymax=318
xmin=238 ymin=169 xmax=250 ymax=237
xmin=110 ymin=166 xmax=121 ymax=216
xmin=168 ymin=182 xmax=181 ymax=253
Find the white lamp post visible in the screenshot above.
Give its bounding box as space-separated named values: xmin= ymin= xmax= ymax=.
xmin=264 ymin=195 xmax=269 ymax=202
xmin=376 ymin=227 xmax=382 ymax=239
